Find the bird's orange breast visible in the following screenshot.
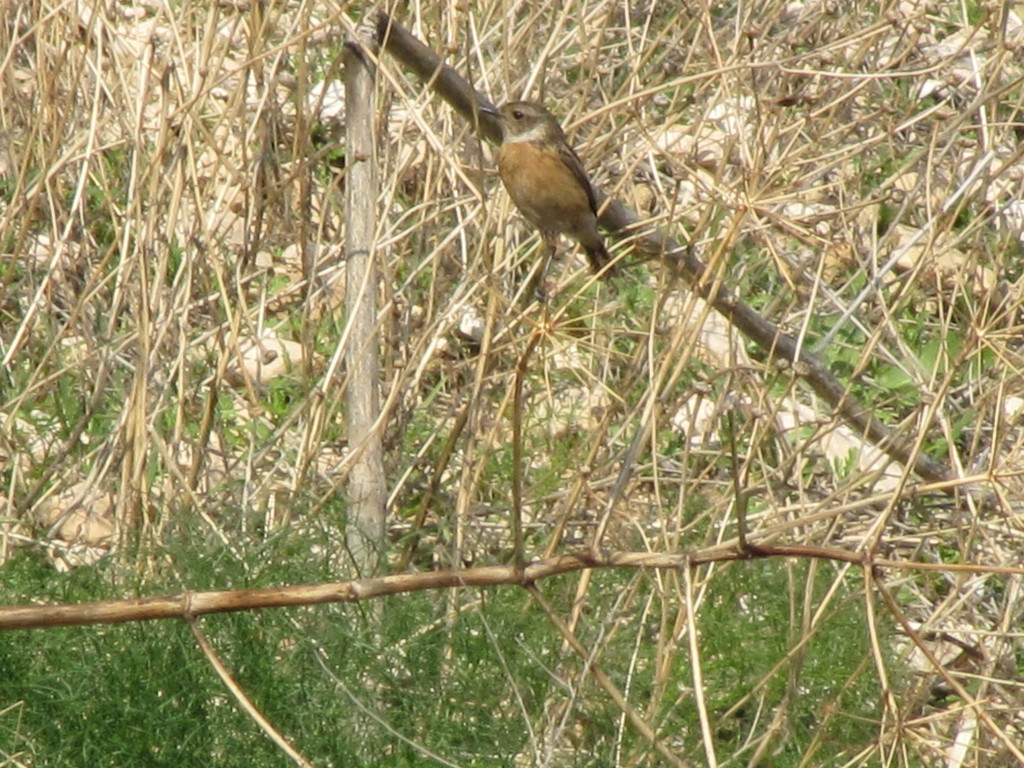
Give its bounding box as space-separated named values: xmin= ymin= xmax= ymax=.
xmin=496 ymin=142 xmax=594 ymax=237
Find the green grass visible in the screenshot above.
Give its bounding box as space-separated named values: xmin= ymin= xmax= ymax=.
xmin=1 ymin=536 xmax=885 ymax=767
xmin=0 ymin=543 xmax=545 ymax=767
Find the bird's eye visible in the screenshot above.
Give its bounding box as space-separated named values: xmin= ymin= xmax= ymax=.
xmin=512 ymin=110 xmax=524 ymax=120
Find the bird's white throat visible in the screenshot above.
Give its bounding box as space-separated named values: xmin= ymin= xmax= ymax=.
xmin=506 ymin=121 xmax=551 ymax=144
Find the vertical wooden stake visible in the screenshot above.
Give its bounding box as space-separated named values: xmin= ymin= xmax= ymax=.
xmin=342 ymin=26 xmax=385 ymax=576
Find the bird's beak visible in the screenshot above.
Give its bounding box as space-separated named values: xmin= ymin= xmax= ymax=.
xmin=476 ymin=102 xmax=503 ymax=143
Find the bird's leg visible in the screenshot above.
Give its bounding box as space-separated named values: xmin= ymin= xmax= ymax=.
xmin=520 ymin=237 xmax=556 ymax=306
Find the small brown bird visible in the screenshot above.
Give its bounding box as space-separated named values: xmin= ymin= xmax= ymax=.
xmin=485 ymin=101 xmax=613 ymax=276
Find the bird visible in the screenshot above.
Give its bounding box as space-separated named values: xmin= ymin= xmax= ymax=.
xmin=483 ymin=101 xmax=614 ymax=277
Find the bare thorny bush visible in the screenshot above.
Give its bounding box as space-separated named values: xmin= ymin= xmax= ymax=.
xmin=2 ymin=0 xmax=1024 ymax=764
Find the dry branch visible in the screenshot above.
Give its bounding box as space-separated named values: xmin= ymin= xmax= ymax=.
xmin=4 ymin=544 xmax=1021 ymax=632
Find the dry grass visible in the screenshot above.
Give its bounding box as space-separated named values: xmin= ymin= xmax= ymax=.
xmin=3 ymin=0 xmax=1024 ymax=764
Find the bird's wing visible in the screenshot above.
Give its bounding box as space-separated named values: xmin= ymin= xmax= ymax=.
xmin=558 ymin=144 xmax=599 ymax=216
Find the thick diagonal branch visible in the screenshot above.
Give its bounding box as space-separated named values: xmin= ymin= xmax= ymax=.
xmin=375 ymin=11 xmax=953 ymax=488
